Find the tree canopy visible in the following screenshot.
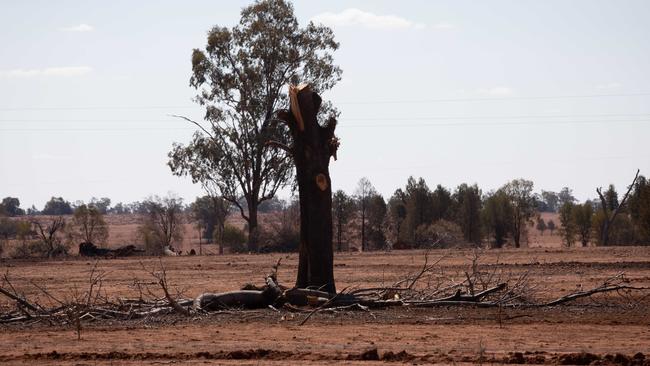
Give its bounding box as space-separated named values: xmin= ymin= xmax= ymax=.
xmin=168 ymin=0 xmax=341 ymax=251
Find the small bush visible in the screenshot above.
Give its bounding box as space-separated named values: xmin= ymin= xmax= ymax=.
xmin=20 ymin=240 xmax=69 ymax=258
xmin=137 ymin=223 xmax=164 ymax=255
xmin=259 ymin=223 xmax=300 ymax=253
xmin=221 ymin=225 xmax=247 ymax=253
xmin=414 ymin=220 xmax=465 ymax=248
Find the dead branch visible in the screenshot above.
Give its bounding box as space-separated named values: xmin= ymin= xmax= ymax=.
xmin=299 ymin=287 xmax=349 ymax=326
xmin=149 ymin=259 xmax=190 ymax=316
xmin=265 ymin=140 xmax=293 ymax=154
xmin=2 ymin=255 xmax=649 ymax=327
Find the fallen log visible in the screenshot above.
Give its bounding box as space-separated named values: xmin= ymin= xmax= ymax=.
xmin=195 ymin=276 xmax=284 ymax=311
xmin=194 ymin=290 xmax=269 ymax=310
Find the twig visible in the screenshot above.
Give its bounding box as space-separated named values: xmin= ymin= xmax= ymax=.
xmin=299 ymin=287 xmax=349 ymax=326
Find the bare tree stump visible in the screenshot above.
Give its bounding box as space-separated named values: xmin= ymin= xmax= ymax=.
xmin=275 ymin=84 xmax=339 ymax=293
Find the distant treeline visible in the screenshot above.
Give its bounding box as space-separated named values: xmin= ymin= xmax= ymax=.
xmin=1 ymin=173 xmax=649 ymax=255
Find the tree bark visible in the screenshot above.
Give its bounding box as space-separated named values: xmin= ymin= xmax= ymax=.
xmin=277 ymin=84 xmax=338 ymax=293
xmin=247 ymin=203 xmax=259 ymax=252
xmin=361 ymin=206 xmax=366 ymax=251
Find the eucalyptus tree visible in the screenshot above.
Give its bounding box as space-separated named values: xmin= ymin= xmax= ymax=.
xmin=332 ymin=190 xmax=355 ymax=252
xmin=354 ymin=177 xmax=377 ymax=251
xmin=168 ymin=0 xmax=341 ymax=251
xmin=502 ymin=179 xmax=537 ymax=248
xmin=71 ymin=204 xmax=109 ymax=245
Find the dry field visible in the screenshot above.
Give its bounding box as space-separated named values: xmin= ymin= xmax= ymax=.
xmin=1 ymin=246 xmax=650 ymax=365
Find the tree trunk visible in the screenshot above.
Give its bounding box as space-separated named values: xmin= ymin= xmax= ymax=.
xmin=600 ymin=220 xmax=611 ymax=246
xmin=277 ymin=84 xmax=338 ymax=293
xmin=247 ymin=204 xmax=259 ymax=252
xmin=337 ymin=218 xmax=342 ymax=252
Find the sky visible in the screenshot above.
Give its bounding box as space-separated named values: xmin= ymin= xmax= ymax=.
xmin=1 ymin=0 xmax=649 ymax=209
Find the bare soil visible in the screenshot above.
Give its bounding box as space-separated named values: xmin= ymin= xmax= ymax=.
xmin=1 ymin=246 xmax=650 ymax=365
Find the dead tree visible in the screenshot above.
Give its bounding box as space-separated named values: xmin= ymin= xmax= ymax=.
xmin=596 ymin=169 xmax=640 ymax=245
xmin=32 ymin=216 xmax=66 ymax=258
xmin=272 ymin=84 xmax=339 ymax=293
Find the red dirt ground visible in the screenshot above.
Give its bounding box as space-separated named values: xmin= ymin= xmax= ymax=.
xmin=1 ymin=247 xmax=649 ymax=365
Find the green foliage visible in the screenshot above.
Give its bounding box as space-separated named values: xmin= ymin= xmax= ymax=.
xmin=355 ymin=177 xmax=377 ymax=251
xmin=72 ymin=204 xmax=109 ymax=245
xmin=481 ymin=190 xmax=514 ymax=248
xmin=453 ymin=183 xmax=482 ymax=245
xmin=502 ymin=179 xmax=537 ymax=248
xmin=413 ymin=220 xmax=464 ymax=249
xmin=558 ymin=187 xmax=576 ymax=207
xmin=10 ymin=221 xmax=33 ymax=258
xmin=31 ymin=217 xmax=68 ymax=257
xmin=168 ymin=0 xmax=341 ymax=251
xmin=111 ymin=202 xmax=129 ymax=214
xmin=559 ymin=202 xmax=576 ymax=247
xmin=221 ymin=225 xmax=248 ymax=253
xmin=431 ymin=185 xmax=452 ymax=221
xmin=539 ymin=190 xmax=560 ymax=212
xmin=592 ymin=210 xmax=643 ymax=246
xmin=191 ymin=195 xmax=229 ymax=242
xmin=42 ymin=197 xmax=73 ymax=215
xmin=89 ymin=197 xmax=111 ymax=214
xmin=1 ymin=197 xmax=25 ymax=216
xmin=0 ymin=218 xmax=18 ymax=240
xmin=366 ymin=194 xmax=387 ymax=250
xmin=573 ymin=202 xmax=594 ymax=246
xmin=137 ymin=195 xmax=184 ymax=254
xmin=260 ymin=199 xmax=300 ymax=252
xmin=604 ymin=184 xmax=619 ymax=211
xmin=629 ymin=175 xmax=650 ymax=241
xmin=258 ymin=197 xmax=284 ymax=213
xmin=387 ymin=189 xmax=408 ymax=245
xmin=332 ymin=190 xmax=356 ymax=251
xmin=403 ymin=177 xmax=434 ymax=244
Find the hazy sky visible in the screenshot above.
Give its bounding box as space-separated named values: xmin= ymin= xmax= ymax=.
xmin=1 ymin=0 xmax=649 ymax=209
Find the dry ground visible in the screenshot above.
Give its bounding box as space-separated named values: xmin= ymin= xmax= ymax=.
xmin=1 ymin=247 xmax=650 ymax=365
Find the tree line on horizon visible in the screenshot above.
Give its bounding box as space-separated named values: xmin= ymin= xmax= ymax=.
xmin=1 ymin=171 xmax=649 ymax=258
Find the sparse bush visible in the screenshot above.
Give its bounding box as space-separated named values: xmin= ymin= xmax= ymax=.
xmin=137 ymin=223 xmax=163 ymax=255
xmin=32 ymin=216 xmax=69 ymax=258
xmin=11 ymin=241 xmax=33 ymax=259
xmin=593 ymin=211 xmax=641 ymax=246
xmin=559 ymin=202 xmax=576 ymax=247
xmin=136 ymin=195 xmax=184 ymax=254
xmin=71 ymin=204 xmax=109 ymax=246
xmin=254 ymin=199 xmax=301 ymax=253
xmin=414 ymin=220 xmax=464 ymax=248
xmin=221 ymin=225 xmax=247 ymax=253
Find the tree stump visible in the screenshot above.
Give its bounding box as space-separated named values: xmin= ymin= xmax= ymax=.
xmin=276 ymin=84 xmax=339 ymax=293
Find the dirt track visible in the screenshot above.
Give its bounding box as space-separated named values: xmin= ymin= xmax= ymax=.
xmin=1 ymin=247 xmax=650 ymax=365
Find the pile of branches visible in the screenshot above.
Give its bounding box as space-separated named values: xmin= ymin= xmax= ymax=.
xmin=0 ymin=262 xmax=193 ymax=332
xmin=196 ymin=253 xmax=648 ymax=322
xmin=1 ymin=254 xmax=649 ymax=329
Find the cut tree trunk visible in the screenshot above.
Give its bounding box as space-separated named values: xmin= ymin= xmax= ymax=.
xmin=275 ymin=84 xmax=339 ymax=293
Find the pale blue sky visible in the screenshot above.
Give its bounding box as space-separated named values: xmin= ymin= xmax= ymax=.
xmin=1 ymin=0 xmax=649 ymax=208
